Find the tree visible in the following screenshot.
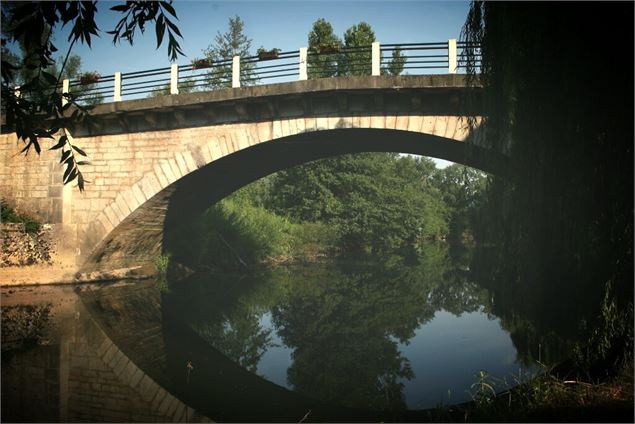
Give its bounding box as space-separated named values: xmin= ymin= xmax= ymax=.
xmin=431 ymin=164 xmax=487 ymax=241
xmin=307 ymin=19 xmax=406 ymax=79
xmin=267 ymin=153 xmax=449 ymax=252
xmin=1 ymin=1 xmax=184 ymax=191
xmin=461 ymin=2 xmax=633 ymax=359
xmin=203 ymin=15 xmax=256 ymax=88
xmin=147 ymin=77 xmax=196 ymax=97
xmin=341 ymin=22 xmax=375 ymax=76
xmin=307 ymin=18 xmax=342 ymax=79
xmin=384 ymin=48 xmax=406 ymax=76
xmin=53 ymin=55 xmax=104 ymax=106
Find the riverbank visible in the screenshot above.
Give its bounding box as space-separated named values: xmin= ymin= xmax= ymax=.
xmin=433 ymin=360 xmax=634 ymax=422
xmin=0 ymin=263 xmax=155 ymax=287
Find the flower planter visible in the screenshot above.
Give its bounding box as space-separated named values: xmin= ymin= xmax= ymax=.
xmin=258 ymin=51 xmax=279 ymax=61
xmin=192 ymin=59 xmax=212 ymax=70
xmin=319 ymin=45 xmax=340 ymax=54
xmin=79 ymin=73 xmax=100 ymax=85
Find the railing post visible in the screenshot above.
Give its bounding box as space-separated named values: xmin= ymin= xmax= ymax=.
xmin=170 ymin=64 xmax=179 ymax=95
xmin=372 ymin=42 xmax=381 ymax=76
xmin=448 ymin=39 xmax=457 ymax=74
xmin=232 ymin=55 xmax=240 ymax=88
xmin=114 ymin=72 xmax=122 ymax=101
xmin=62 ymin=79 xmax=70 ymax=106
xmin=299 ymin=47 xmax=308 ymax=81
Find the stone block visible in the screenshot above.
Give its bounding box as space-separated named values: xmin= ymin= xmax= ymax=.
xmin=256 ymin=121 xmax=272 ymax=142
xmin=433 ymin=115 xmax=448 ymax=137
xmin=171 ymin=403 xmax=186 ymax=423
xmin=209 ymin=140 xmax=222 ymax=160
xmin=235 ymin=129 xmax=250 ymax=151
xmin=445 ymin=116 xmax=459 ymax=139
xmin=103 ymin=206 xmax=118 ymax=229
xmin=385 ymin=115 xmax=397 ymax=129
xmin=421 ymin=116 xmax=436 ymax=134
xmin=281 ymin=119 xmax=291 ymax=137
xmin=396 ymin=115 xmax=409 ymax=130
xmin=174 ymin=152 xmax=189 ymax=176
xmin=316 ymin=116 xmax=328 ymax=130
xmin=407 ymin=115 xmax=423 ymax=133
xmin=48 ymin=185 xmax=63 ymax=198
xmin=182 ymin=151 xmax=198 ymax=172
xmin=114 ymin=194 xmax=132 ymax=217
xmin=110 ymin=201 xmax=126 ymax=224
xmin=151 ymin=388 xmax=168 ymax=411
xmin=370 ymin=115 xmax=384 ymax=128
xmin=272 ymin=120 xmax=283 ymax=139
xmin=167 ymin=158 xmax=182 ymax=179
xmin=159 ymin=160 xmax=177 ymax=185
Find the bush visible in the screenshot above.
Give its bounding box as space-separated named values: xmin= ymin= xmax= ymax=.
xmin=1 ymin=200 xmax=41 ymax=234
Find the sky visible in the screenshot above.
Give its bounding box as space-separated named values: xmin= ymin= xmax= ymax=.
xmin=51 ymin=0 xmax=471 ymax=167
xmin=52 ymin=0 xmax=470 ymax=75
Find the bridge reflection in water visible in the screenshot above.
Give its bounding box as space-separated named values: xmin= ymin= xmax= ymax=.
xmin=1 ymin=284 xmax=210 ymax=423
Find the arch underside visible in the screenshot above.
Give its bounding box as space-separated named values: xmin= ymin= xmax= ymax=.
xmin=82 ymin=128 xmax=504 ymax=272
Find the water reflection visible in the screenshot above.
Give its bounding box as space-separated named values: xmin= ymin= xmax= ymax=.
xmin=2 ymin=243 xmax=588 ymax=422
xmin=165 ymin=243 xmax=542 ymax=411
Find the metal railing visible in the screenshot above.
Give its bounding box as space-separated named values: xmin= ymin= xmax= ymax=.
xmin=14 ymin=39 xmax=481 ymax=104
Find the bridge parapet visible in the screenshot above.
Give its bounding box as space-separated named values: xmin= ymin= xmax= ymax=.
xmin=12 ymin=40 xmax=480 ymax=105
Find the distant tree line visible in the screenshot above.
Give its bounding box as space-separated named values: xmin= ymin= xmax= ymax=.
xmin=171 ymin=153 xmax=487 ymax=271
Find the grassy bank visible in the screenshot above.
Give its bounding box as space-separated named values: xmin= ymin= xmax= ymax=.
xmin=421 ymin=359 xmax=633 ymax=423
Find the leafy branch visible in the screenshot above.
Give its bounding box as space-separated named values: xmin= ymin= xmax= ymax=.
xmin=107 ymin=1 xmax=184 ymax=61
xmin=1 ymin=1 xmax=184 ymax=191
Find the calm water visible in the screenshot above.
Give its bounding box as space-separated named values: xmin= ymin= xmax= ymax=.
xmin=1 ymin=244 xmax=579 ymax=422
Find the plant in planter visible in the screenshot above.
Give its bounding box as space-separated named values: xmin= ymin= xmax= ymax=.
xmin=319 ymin=43 xmax=341 ymax=54
xmin=79 ymin=71 xmax=101 ymax=85
xmin=191 ymin=58 xmax=212 ymax=70
xmin=257 ymin=47 xmax=281 ymax=61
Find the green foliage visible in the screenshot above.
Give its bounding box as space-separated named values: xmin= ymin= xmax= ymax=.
xmin=203 ymin=15 xmax=256 ymax=88
xmin=267 ymin=153 xmax=449 ymax=252
xmin=1 ymin=1 xmax=184 ymax=191
xmin=0 ymin=200 xmax=41 ymax=234
xmin=341 ymin=21 xmax=375 ymax=76
xmin=469 ymin=370 xmax=498 ymax=406
xmin=307 ymin=18 xmax=342 ymax=79
xmin=573 ymin=281 xmax=634 ymax=373
xmin=461 ymin=1 xmax=633 ymax=363
xmin=154 ymin=252 xmax=171 ymax=275
xmin=147 ymin=77 xmax=196 ymax=97
xmin=384 ymin=47 xmax=406 ymax=76
xmin=307 ymin=19 xmax=407 ymax=78
xmin=432 ymin=164 xmax=487 ymax=241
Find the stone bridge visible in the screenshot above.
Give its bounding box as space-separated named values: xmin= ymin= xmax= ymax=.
xmin=0 ymin=75 xmax=498 ymax=272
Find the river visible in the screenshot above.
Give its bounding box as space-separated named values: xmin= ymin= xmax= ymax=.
xmin=1 ymin=243 xmax=580 ymax=422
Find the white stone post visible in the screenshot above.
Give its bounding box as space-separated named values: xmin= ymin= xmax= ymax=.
xmin=232 ymin=55 xmax=241 ymax=88
xmin=62 ymin=79 xmax=70 ymax=106
xmin=372 ymin=42 xmax=381 ymax=76
xmin=448 ymin=38 xmax=457 ymax=74
xmin=299 ymin=47 xmax=308 ymax=81
xmin=170 ymin=64 xmax=179 ymax=95
xmin=114 ymin=72 xmax=122 ymax=101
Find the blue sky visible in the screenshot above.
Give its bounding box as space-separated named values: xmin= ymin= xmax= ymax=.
xmin=50 ymin=0 xmax=470 ymax=168
xmin=53 ymin=1 xmax=471 ymax=75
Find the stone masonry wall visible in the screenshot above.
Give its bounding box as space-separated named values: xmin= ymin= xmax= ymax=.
xmin=0 ymin=133 xmax=65 ymax=223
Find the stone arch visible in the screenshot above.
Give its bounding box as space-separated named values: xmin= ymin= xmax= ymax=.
xmin=90 ymin=114 xmax=481 ymax=244
xmin=83 ymin=123 xmax=501 ymax=272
